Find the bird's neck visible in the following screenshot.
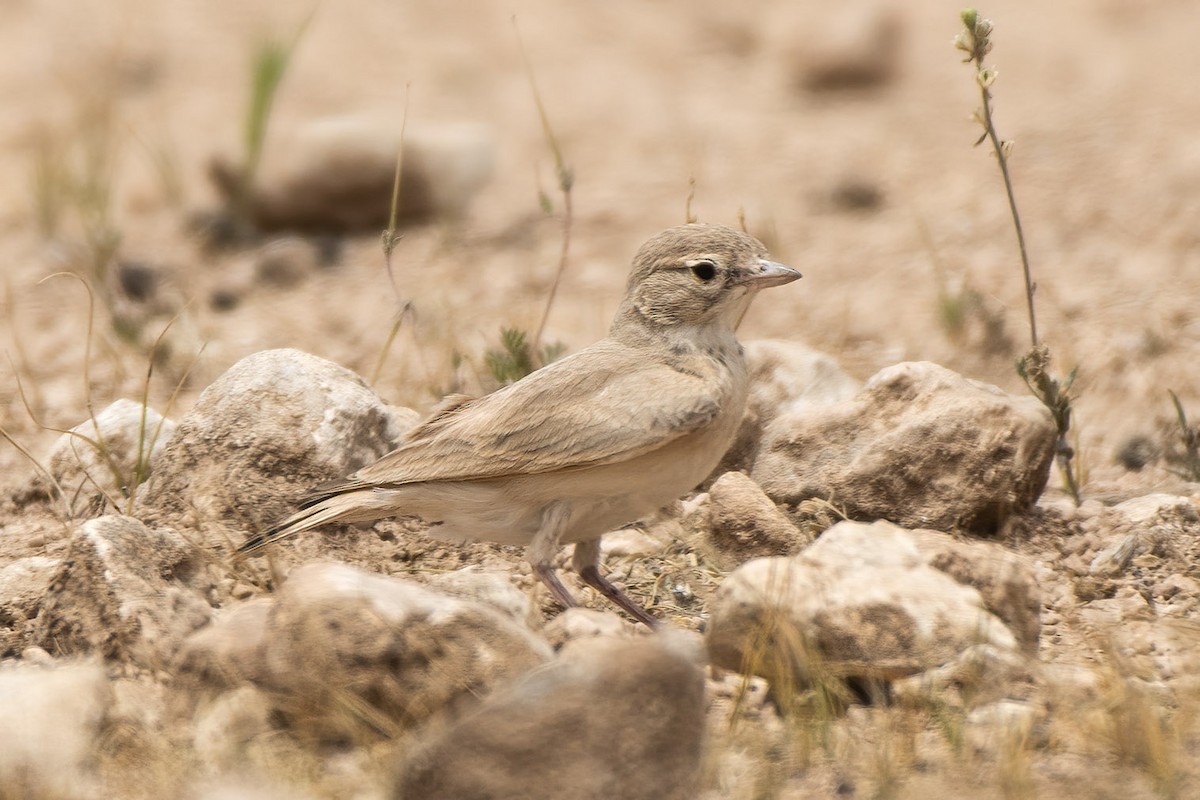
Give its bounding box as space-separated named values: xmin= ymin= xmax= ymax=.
xmin=609 ymin=302 xmax=743 ymax=359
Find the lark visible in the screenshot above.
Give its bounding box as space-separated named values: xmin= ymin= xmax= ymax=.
xmin=239 ymin=224 xmax=800 ymax=626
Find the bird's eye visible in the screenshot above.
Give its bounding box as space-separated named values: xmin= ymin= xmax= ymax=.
xmin=689 ymin=260 xmax=717 ymax=282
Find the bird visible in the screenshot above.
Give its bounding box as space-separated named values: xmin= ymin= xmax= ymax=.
xmin=238 ymin=223 xmax=800 ymax=627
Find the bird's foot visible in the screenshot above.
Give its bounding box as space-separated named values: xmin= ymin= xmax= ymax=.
xmin=533 ymin=563 xmax=581 ymax=610
xmin=579 ymin=564 xmax=660 ymax=629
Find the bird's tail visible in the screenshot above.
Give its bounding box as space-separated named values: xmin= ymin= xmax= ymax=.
xmin=237 ymin=481 xmax=379 ymax=556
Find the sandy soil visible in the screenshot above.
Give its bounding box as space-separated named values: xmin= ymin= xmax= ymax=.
xmin=1 ymin=0 xmax=1199 ymax=797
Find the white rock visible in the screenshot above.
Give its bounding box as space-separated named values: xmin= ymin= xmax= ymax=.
xmin=256 ymin=562 xmax=552 ymax=742
xmin=1110 ymin=493 xmax=1198 ymax=526
xmin=33 ymin=516 xmax=213 ymax=666
xmin=707 ymin=520 xmax=1021 ymax=686
xmin=909 ymin=529 xmax=1042 ymax=655
xmin=753 ymin=362 xmax=1056 ymax=534
xmin=428 ymin=566 xmax=532 ymax=623
xmin=541 ymin=607 xmax=632 ymax=649
xmin=600 ymin=528 xmax=670 ymax=558
xmin=0 ymin=662 xmax=112 ymax=797
xmin=45 ymin=398 xmax=175 ymax=510
xmin=138 ymin=348 xmax=415 ymax=535
xmin=716 ymin=339 xmax=859 ymax=475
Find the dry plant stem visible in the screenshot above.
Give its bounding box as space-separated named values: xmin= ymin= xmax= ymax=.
xmin=373 ymin=82 xmax=417 ymax=387
xmin=959 ymin=10 xmax=1080 ymax=503
xmin=5 ymin=278 xmax=44 ymax=413
xmin=961 ymin=12 xmax=1037 ymax=348
xmin=126 ymin=309 xmax=203 ymax=512
xmin=1167 ymin=390 xmax=1200 ymax=480
xmin=514 ymin=17 xmax=575 ymax=364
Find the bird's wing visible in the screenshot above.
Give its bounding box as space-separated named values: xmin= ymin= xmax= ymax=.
xmin=349 ymin=340 xmax=724 ymax=487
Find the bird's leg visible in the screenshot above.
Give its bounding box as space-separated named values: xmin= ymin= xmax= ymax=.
xmin=572 ymin=539 xmax=660 ymax=629
xmin=528 ymin=502 xmax=581 ymax=610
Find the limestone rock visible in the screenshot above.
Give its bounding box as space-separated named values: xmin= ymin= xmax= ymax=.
xmin=190 ymin=684 xmax=276 ymax=775
xmin=257 ymin=562 xmax=552 ymax=742
xmin=716 ymin=339 xmax=860 ymax=476
xmin=0 ymin=662 xmax=112 ymax=797
xmin=210 ymin=117 xmax=494 ymax=233
xmin=753 ymin=361 xmax=1056 ymax=534
xmin=706 ymin=521 xmax=1020 ymax=688
xmin=787 ymin=1 xmax=902 ymax=92
xmin=396 ymin=632 xmax=706 ymax=800
xmin=707 ymin=470 xmax=809 ymax=560
xmin=137 ymin=348 xmax=416 ymax=535
xmin=600 ymin=527 xmax=671 ymax=558
xmin=252 ymin=236 xmax=322 ymax=288
xmin=33 ymin=516 xmax=212 ymax=665
xmin=541 ymin=607 xmax=633 ymax=649
xmin=0 ymin=557 xmax=59 ymax=657
xmin=45 ymin=398 xmax=175 ymax=513
xmin=910 ymin=529 xmax=1042 ymax=655
xmin=892 ymin=643 xmax=1035 ymax=709
xmin=427 ymin=566 xmax=532 ymax=624
xmin=174 ymin=598 xmax=274 ymax=694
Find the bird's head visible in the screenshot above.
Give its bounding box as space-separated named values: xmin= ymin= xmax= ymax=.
xmin=614 ymin=224 xmax=801 ymax=333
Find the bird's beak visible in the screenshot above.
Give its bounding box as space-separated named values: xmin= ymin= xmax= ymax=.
xmin=738 ymin=259 xmax=802 ymax=289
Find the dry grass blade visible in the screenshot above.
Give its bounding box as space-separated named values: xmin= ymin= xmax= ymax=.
xmin=513 ymin=16 xmax=575 ymax=364
xmin=1166 ymin=390 xmax=1200 ymax=480
xmin=373 ymin=82 xmax=417 ymax=387
xmin=235 ymin=15 xmax=312 ymax=225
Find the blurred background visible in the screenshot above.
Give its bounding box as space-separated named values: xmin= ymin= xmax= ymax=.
xmin=2 ymin=0 xmax=1198 ymax=494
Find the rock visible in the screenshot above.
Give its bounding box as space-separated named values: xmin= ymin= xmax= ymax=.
xmin=707 ymin=471 xmax=809 ymax=560
xmin=715 ymin=339 xmax=860 ymax=476
xmin=44 ymin=398 xmax=176 ymax=513
xmin=174 ymin=598 xmax=274 ymax=694
xmin=1154 ymin=573 xmax=1200 ymax=602
xmin=706 ymin=521 xmax=1021 ymax=689
xmin=964 ymin=699 xmax=1044 ymax=752
xmin=191 ymin=684 xmax=276 ymax=774
xmin=428 ymin=566 xmax=532 ymax=623
xmin=892 ymin=644 xmax=1034 ymax=709
xmin=0 ymin=556 xmax=59 ymax=657
xmin=137 ymin=348 xmax=416 ymax=535
xmin=396 ymin=632 xmax=706 ymax=800
xmin=20 ymin=646 xmax=54 ymax=665
xmin=541 ymin=607 xmax=633 ymax=649
xmin=195 ymin=779 xmax=310 ymax=800
xmin=753 ymin=361 xmax=1056 ymax=534
xmin=1109 ymin=493 xmax=1198 ymax=527
xmin=257 ymin=562 xmax=551 ymax=743
xmin=0 ymin=662 xmax=112 ymax=797
xmin=1084 ymin=494 xmax=1199 ymax=582
xmin=252 ymin=237 xmax=321 ymax=288
xmin=787 ymin=2 xmax=902 ymax=92
xmin=1089 ymin=532 xmax=1141 ymax=576
xmin=1115 ymin=433 xmax=1161 ymax=471
xmin=600 ymin=527 xmax=670 ymax=558
xmin=209 ymin=117 xmax=494 ymax=233
xmin=33 ymin=516 xmax=212 ymax=666
xmin=909 ymin=529 xmax=1042 ymax=655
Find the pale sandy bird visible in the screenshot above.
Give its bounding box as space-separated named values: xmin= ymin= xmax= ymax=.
xmin=239 ymin=224 xmax=800 ymax=626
